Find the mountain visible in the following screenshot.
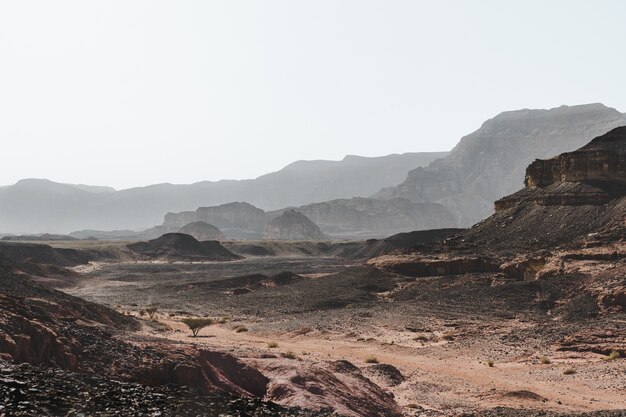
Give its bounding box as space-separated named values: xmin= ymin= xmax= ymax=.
xmin=375 ymin=103 xmax=626 ymax=226
xmin=0 ymin=153 xmax=444 ymax=234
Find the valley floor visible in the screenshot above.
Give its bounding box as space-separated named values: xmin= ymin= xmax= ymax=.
xmin=60 ymin=257 xmax=626 ymax=417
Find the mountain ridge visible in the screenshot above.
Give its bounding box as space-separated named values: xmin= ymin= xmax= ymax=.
xmin=0 ymin=152 xmax=444 ymax=234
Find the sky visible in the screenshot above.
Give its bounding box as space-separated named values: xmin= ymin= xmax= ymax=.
xmin=1 ymin=1 xmax=625 ymax=190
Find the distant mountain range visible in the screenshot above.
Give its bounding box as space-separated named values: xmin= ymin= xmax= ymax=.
xmin=375 ymin=103 xmax=626 ymax=226
xmin=2 ymin=103 xmax=624 ymax=237
xmin=0 ymin=153 xmax=445 ymax=234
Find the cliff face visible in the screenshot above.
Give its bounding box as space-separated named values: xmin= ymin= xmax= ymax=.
xmin=496 ymin=126 xmax=626 ymax=211
xmin=463 ymin=127 xmax=626 ymax=251
xmin=525 ymin=126 xmax=626 ymax=188
xmin=375 ymin=104 xmax=626 ymax=226
xmin=263 ymin=210 xmax=326 ymax=240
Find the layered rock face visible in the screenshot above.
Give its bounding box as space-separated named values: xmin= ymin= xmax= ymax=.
xmin=263 ymin=210 xmax=326 ymax=240
xmin=525 ymin=126 xmax=626 ymax=188
xmin=496 ymin=126 xmax=626 ymax=210
xmin=375 ymin=103 xmax=626 ymax=226
xmin=178 ymin=221 xmax=225 ymax=241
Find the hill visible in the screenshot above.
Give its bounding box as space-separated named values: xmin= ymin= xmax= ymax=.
xmin=127 ymin=233 xmax=241 ymax=261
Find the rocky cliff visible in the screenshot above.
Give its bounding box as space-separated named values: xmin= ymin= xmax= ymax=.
xmin=375 ymin=103 xmax=626 ymax=226
xmin=263 ymin=210 xmax=326 ymax=240
xmin=462 ymin=126 xmax=626 ymax=251
xmin=495 ymin=126 xmax=626 ymax=211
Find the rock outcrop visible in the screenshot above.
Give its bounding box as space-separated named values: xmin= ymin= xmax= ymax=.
xmin=127 ymin=233 xmax=241 ymax=261
xmin=164 ymin=202 xmax=267 ymax=239
xmin=270 ymin=197 xmax=456 ymax=238
xmin=263 ymin=210 xmax=326 ymax=241
xmin=525 ymin=126 xmax=626 ymax=187
xmin=178 ymin=221 xmax=226 ymax=241
xmin=375 ymin=103 xmax=626 ymax=226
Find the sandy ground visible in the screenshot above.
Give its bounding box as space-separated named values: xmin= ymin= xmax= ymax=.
xmin=59 ymin=256 xmax=626 ymax=416
xmin=131 ymin=313 xmax=626 ymax=415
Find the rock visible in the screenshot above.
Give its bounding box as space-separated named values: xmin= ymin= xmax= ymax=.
xmin=368 ymin=254 xmax=501 ymax=277
xmin=263 ymin=210 xmax=326 ymax=241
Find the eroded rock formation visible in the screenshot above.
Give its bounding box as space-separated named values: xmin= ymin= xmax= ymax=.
xmin=178 ymin=221 xmax=226 ymax=241
xmin=263 ymin=210 xmax=326 ymax=241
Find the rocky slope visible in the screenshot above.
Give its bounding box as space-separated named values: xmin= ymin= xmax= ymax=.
xmin=263 ymin=210 xmax=327 ymax=240
xmin=375 ymin=103 xmax=626 ymax=226
xmin=0 ymin=256 xmax=404 ymax=417
xmin=0 ymin=152 xmax=444 ymax=234
xmin=178 ymin=221 xmax=226 ymax=241
xmin=127 ymin=233 xmax=241 ymax=261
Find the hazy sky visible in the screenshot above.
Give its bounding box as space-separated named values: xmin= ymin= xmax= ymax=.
xmin=1 ymin=1 xmax=625 ymax=189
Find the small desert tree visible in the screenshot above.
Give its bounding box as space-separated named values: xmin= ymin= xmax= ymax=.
xmin=145 ymin=305 xmax=158 ymax=319
xmin=181 ymin=317 xmax=214 ymax=337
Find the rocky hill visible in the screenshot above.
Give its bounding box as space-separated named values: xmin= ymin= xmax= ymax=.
xmin=0 ymin=152 xmax=443 ymax=234
xmin=127 ymin=233 xmax=241 ymax=261
xmin=178 ymin=221 xmax=225 ymax=241
xmin=375 ymin=103 xmax=626 ymax=226
xmin=263 ymin=210 xmax=326 ymax=240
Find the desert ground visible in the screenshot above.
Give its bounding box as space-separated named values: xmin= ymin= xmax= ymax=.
xmin=32 ymin=237 xmax=622 ymax=417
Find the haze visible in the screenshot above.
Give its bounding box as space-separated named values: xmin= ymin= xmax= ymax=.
xmin=1 ymin=0 xmax=625 ymax=189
